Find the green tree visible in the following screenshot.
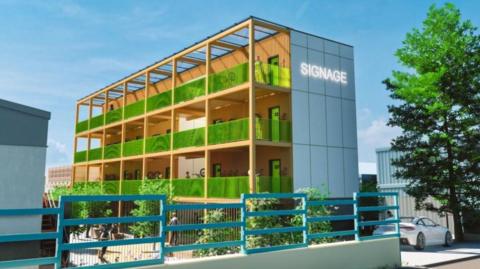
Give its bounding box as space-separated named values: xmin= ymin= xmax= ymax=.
xmin=384 ymin=3 xmax=480 ymax=241
xmin=130 ymin=180 xmax=172 ymax=238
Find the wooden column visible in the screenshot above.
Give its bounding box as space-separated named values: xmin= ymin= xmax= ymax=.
xmin=204 ymin=43 xmax=211 ymax=200
xmin=142 ymin=73 xmax=150 ymax=181
xmin=119 ymin=82 xmax=127 ymax=216
xmin=72 ymin=103 xmax=80 ymax=187
xmin=248 ymin=21 xmax=256 ymax=193
xmin=86 ymin=98 xmax=93 ymax=182
xmin=169 ymin=60 xmax=177 ymax=195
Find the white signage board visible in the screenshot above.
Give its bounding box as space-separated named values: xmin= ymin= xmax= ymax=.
xmin=300 ymin=62 xmax=347 ymax=84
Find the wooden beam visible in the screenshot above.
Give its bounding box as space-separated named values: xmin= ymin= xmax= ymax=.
xmin=179 ymin=57 xmax=205 ymax=66
xmin=252 ymin=18 xmax=289 ymax=34
xmin=212 ymin=40 xmax=241 ymax=51
xmin=150 ymin=69 xmax=171 ymax=76
xmin=127 ymin=80 xmax=145 ymax=86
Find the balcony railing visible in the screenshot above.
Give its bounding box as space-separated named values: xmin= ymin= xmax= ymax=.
xmin=75 ymin=119 xmax=89 ymax=133
xmin=146 ymin=90 xmax=172 ymax=112
xmin=123 ymin=138 xmax=144 ymax=157
xmin=74 ymin=150 xmax=87 ymax=163
xmin=208 ymin=118 xmax=249 ymax=145
xmin=89 ymin=114 xmax=104 ymax=129
xmin=255 ymin=62 xmax=291 ymax=88
xmin=207 ymin=176 xmax=249 ymax=198
xmin=88 ymin=147 xmax=103 ymax=161
xmin=104 ymin=143 xmax=121 ymax=159
xmin=124 ymin=99 xmax=145 ymax=119
xmin=208 ymin=63 xmax=249 ymax=94
xmin=145 ymin=133 xmax=170 ymax=153
xmin=256 ymin=118 xmax=292 ymax=142
xmin=173 ymin=127 xmax=205 ymax=149
xmin=172 ymin=178 xmax=204 ymax=197
xmin=105 ymin=107 xmax=123 ymax=125
xmin=256 ymin=176 xmax=293 ymax=193
xmin=174 ymin=77 xmax=205 ymax=104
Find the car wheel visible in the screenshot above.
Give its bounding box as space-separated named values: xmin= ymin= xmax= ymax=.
xmin=414 ymin=232 xmax=425 ymax=250
xmin=443 ymin=231 xmax=453 ymax=247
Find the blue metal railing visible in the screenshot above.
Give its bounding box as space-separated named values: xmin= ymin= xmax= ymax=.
xmin=0 ymin=192 xmax=399 ymax=268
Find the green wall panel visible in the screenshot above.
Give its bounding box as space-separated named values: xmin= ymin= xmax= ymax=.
xmin=123 ymin=139 xmax=144 ymax=157
xmin=208 ymin=63 xmax=249 ymax=94
xmin=173 ymin=127 xmax=205 ymax=149
xmin=75 ymin=120 xmax=89 ymax=133
xmin=88 ymin=147 xmax=103 ymax=161
xmin=145 ymin=134 xmax=170 ymax=153
xmin=147 ymin=90 xmax=172 ymax=112
xmin=172 ymin=178 xmax=204 ymax=197
xmin=124 ymin=100 xmax=145 ymax=119
xmin=174 ymin=77 xmax=205 ymax=104
xmin=208 ymin=118 xmax=249 ymax=145
xmin=74 ymin=150 xmax=87 ymax=163
xmin=207 ymin=176 xmax=249 ymax=198
xmin=105 ymin=108 xmax=123 ymax=125
xmin=254 ymin=62 xmax=291 ymax=88
xmin=89 ymin=114 xmax=104 ymax=129
xmin=104 ymin=143 xmax=121 ymax=159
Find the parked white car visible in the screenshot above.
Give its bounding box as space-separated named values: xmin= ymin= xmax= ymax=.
xmin=373 ymin=216 xmax=453 ymax=250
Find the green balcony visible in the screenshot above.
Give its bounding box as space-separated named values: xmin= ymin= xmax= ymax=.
xmin=124 ymin=100 xmax=145 ymax=119
xmin=172 ymin=178 xmax=204 ymax=197
xmin=104 ymin=143 xmax=121 ymax=159
xmin=208 ymin=63 xmax=249 ymax=94
xmin=208 ymin=118 xmax=249 ymax=145
xmin=103 ymin=180 xmax=120 ymax=194
xmin=256 ymin=176 xmax=293 ymax=193
xmin=145 ymin=134 xmax=171 ymax=153
xmin=121 ymin=179 xmax=143 ymax=195
xmin=173 ymin=127 xmax=205 ymax=149
xmin=75 ymin=120 xmax=89 ymax=133
xmin=207 ymin=176 xmax=249 ymax=199
xmin=123 ymin=138 xmax=144 ymax=157
xmin=74 ymin=150 xmax=87 ymax=163
xmin=256 ymin=119 xmax=292 ymax=142
xmin=147 ymin=90 xmax=172 ymax=112
xmin=89 ymin=114 xmax=105 ymax=130
xmin=88 ymin=147 xmax=103 ymax=161
xmin=105 ymin=107 xmax=123 ymax=125
xmin=255 ymin=62 xmax=291 ymax=88
xmin=174 ymin=77 xmax=206 ymax=104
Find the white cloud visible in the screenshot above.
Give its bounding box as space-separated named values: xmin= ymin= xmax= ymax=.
xmin=48 ymin=138 xmax=69 ymax=157
xmin=357 ymin=117 xmax=401 ymax=162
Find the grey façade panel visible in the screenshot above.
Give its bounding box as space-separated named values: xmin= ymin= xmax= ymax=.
xmin=343 ymin=148 xmax=359 ymax=195
xmin=342 ymin=99 xmax=358 ymax=148
xmin=324 ymin=39 xmax=340 ymax=55
xmin=324 ymin=53 xmax=342 ymax=97
xmin=290 ymin=30 xmax=308 ymax=47
xmin=291 ymin=45 xmax=308 ymax=91
xmin=307 ymin=50 xmax=326 ymax=95
xmin=307 ymin=35 xmax=325 ymax=52
xmin=309 ymin=93 xmax=327 ymax=146
xmin=325 ymin=96 xmax=343 ymax=147
xmin=292 ymin=90 xmax=310 ymax=144
xmin=310 ymin=145 xmax=328 ymax=191
xmin=293 ymin=144 xmax=311 ymax=189
xmin=340 ymin=44 xmax=354 ymax=60
xmin=340 ymin=58 xmax=356 ymax=100
xmin=327 ymin=147 xmax=345 ymax=197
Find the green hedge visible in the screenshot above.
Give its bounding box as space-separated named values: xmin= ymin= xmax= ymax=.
xmin=208 ymin=63 xmax=249 ymax=94
xmin=207 ymin=176 xmax=249 ymax=198
xmin=89 ymin=114 xmax=104 ymax=129
xmin=208 ymin=118 xmax=249 ymax=145
xmin=124 ymin=100 xmax=145 ymax=119
xmin=174 ymin=77 xmax=205 ymax=104
xmin=256 ymin=176 xmax=292 ymax=193
xmin=173 ymin=127 xmax=205 ymax=149
xmin=74 ymin=150 xmax=87 ymax=163
xmin=147 ymin=90 xmax=172 ymax=112
xmin=255 ymin=119 xmax=291 ymax=142
xmin=103 ymin=181 xmax=120 ymax=194
xmin=104 ymin=143 xmax=121 ymax=159
xmin=145 ymin=134 xmax=170 ymax=153
xmin=105 ymin=108 xmax=123 ymax=125
xmin=123 ymin=138 xmax=144 ymax=157
xmin=172 ymin=178 xmax=204 ymax=197
xmin=88 ymin=147 xmax=103 ymax=161
xmin=76 ymin=120 xmax=89 ymax=133
xmin=254 ymin=62 xmax=291 ymax=88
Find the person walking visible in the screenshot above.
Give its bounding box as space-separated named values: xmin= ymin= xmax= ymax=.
xmin=98 ymin=224 xmax=112 ymax=263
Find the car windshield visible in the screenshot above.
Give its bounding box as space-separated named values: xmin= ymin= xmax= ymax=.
xmin=400 ymin=217 xmax=415 ymax=223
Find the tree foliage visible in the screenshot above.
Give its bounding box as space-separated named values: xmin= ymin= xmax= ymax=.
xmin=384 ymin=3 xmax=480 ymax=241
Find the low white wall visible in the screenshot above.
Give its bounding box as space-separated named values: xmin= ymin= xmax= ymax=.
xmin=147 ymin=238 xmax=401 ymax=269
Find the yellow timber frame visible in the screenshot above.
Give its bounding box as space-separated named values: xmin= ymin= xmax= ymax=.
xmin=72 ymin=18 xmax=292 ymax=203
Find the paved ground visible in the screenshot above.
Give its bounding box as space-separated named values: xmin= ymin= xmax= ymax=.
xmin=432 ymin=257 xmax=480 ymax=269
xmin=401 ymin=242 xmax=480 ymax=268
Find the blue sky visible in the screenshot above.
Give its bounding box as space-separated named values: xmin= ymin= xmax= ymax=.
xmin=1 ymin=0 xmax=479 ymax=172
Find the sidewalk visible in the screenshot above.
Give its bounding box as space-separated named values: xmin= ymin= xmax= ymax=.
xmin=401 ymin=242 xmax=480 ymax=267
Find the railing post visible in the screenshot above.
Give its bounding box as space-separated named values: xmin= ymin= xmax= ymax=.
xmin=240 ymin=194 xmax=247 ymax=254
xmin=55 ymin=197 xmax=65 ymax=269
xmin=393 ymin=193 xmax=400 ymax=237
xmin=159 ymin=195 xmax=167 ymax=264
xmin=302 ymin=194 xmax=308 ymax=246
xmin=353 ymin=192 xmax=359 ymax=241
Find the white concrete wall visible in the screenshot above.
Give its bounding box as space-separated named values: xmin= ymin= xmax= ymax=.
xmin=0 ymin=144 xmax=46 ymax=235
xmin=290 ymin=30 xmax=359 ymax=198
xmin=146 ymin=238 xmax=401 ymax=269
xmin=177 ymin=117 xmax=205 ymax=177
